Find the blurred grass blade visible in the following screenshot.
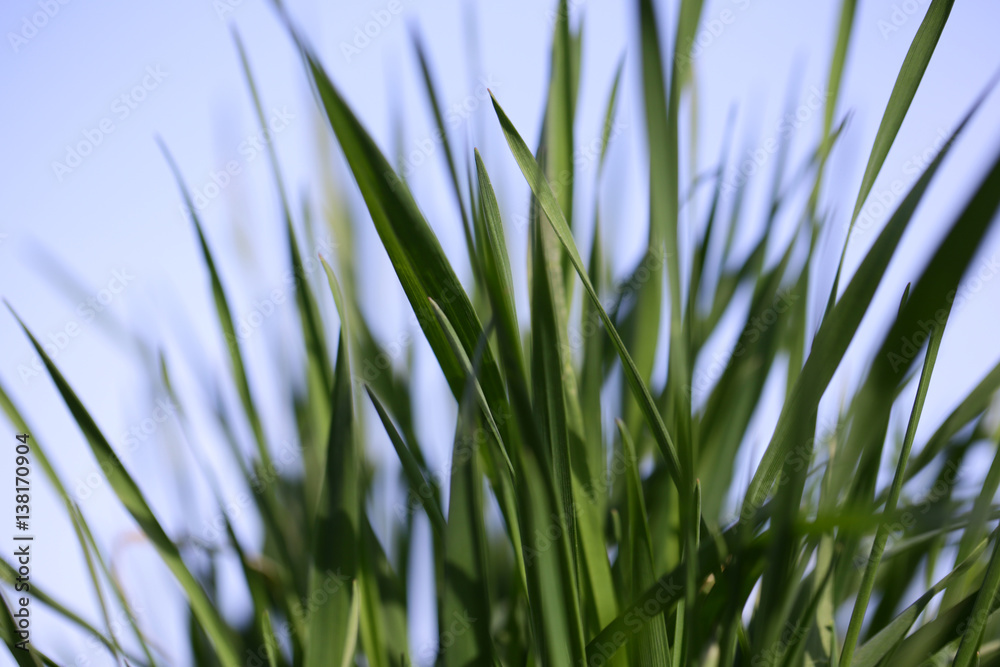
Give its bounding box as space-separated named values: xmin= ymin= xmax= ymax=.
xmin=306 ymin=261 xmax=361 ymax=667
xmin=953 ymin=530 xmax=1000 ymax=666
xmin=840 ymin=311 xmax=948 ymax=666
xmin=442 ymin=385 xmax=495 ymax=666
xmin=618 ymin=421 xmax=672 ymax=666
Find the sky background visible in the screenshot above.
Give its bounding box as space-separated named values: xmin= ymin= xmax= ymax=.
xmin=2 ymin=0 xmax=1000 ymax=664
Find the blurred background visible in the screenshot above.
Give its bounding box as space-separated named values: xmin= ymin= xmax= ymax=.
xmin=2 ymin=0 xmax=1000 ymax=664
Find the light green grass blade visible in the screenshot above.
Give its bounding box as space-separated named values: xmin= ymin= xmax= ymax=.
xmin=261 ymin=612 xmax=280 ymax=667
xmin=473 ymin=150 xmax=526 ymax=386
xmin=516 ymin=446 xmax=588 ymax=667
xmin=629 ymin=0 xmax=668 ymax=434
xmin=0 ymin=558 xmax=141 ymax=663
xmin=360 ymin=519 xmax=410 ymax=667
xmin=0 ymin=593 xmax=44 ymax=666
xmin=159 ymin=143 xmax=270 ymax=463
xmin=529 ymin=189 xmax=578 ymax=574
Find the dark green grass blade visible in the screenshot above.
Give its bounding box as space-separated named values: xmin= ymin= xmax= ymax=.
xmin=285 ymin=21 xmax=512 ymax=459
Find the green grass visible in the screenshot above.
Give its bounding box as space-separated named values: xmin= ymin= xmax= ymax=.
xmin=5 ymin=0 xmax=1000 ymax=665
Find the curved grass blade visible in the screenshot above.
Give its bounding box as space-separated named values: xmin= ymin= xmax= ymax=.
xmin=490 ymin=91 xmax=683 ymax=488
xmin=7 ymin=308 xmax=241 ymax=667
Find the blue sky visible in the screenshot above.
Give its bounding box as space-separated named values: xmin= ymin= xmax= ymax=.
xmin=2 ymin=0 xmax=1000 ymax=664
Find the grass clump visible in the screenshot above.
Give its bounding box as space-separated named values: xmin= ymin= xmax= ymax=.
xmin=4 ymin=0 xmax=1000 ymax=665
